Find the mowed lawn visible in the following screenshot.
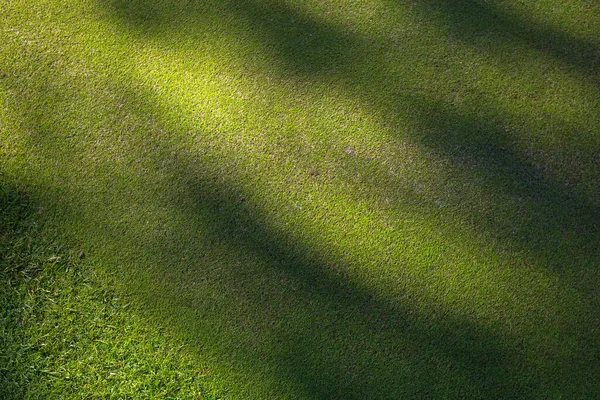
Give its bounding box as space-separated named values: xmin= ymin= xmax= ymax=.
xmin=1 ymin=0 xmax=600 ymax=398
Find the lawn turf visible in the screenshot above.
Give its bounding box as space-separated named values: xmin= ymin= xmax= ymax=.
xmin=1 ymin=0 xmax=600 ymax=398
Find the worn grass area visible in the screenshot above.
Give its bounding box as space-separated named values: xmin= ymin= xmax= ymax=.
xmin=1 ymin=0 xmax=600 ymax=398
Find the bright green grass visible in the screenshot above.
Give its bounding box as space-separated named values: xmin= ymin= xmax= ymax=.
xmin=1 ymin=0 xmax=600 ymax=398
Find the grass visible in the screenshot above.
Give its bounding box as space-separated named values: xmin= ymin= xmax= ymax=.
xmin=0 ymin=183 xmax=214 ymax=399
xmin=1 ymin=0 xmax=600 ymax=398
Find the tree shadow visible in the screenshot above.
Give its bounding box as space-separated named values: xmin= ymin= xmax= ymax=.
xmin=0 ymin=182 xmax=31 ymax=241
xmin=101 ymin=0 xmax=600 ymax=276
xmin=3 ymin=48 xmax=544 ymax=398
xmin=394 ymin=93 xmax=600 ymax=269
xmin=133 ymin=128 xmax=541 ymax=399
xmin=105 ymin=0 xmax=365 ymax=76
xmin=0 ymin=180 xmax=38 ymax=399
xmin=403 ymin=0 xmax=600 ymax=82
xmin=7 ymin=0 xmax=600 ymax=397
xmin=98 ymin=0 xmax=600 ymax=395
xmin=105 ymin=0 xmax=600 ymax=81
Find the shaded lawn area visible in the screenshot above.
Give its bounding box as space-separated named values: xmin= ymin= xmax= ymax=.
xmin=0 ymin=183 xmax=212 ymax=399
xmin=2 ymin=0 xmax=600 ymax=398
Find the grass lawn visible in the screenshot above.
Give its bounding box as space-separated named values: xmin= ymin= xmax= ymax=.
xmin=1 ymin=0 xmax=600 ymax=398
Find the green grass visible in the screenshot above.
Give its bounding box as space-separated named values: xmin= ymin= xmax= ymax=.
xmin=0 ymin=183 xmax=214 ymax=399
xmin=1 ymin=0 xmax=600 ymax=398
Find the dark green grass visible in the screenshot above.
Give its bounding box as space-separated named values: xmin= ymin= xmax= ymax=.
xmin=0 ymin=183 xmax=215 ymax=399
xmin=2 ymin=0 xmax=600 ymax=398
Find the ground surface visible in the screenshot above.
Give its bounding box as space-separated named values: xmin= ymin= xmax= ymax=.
xmin=1 ymin=0 xmax=600 ymax=398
